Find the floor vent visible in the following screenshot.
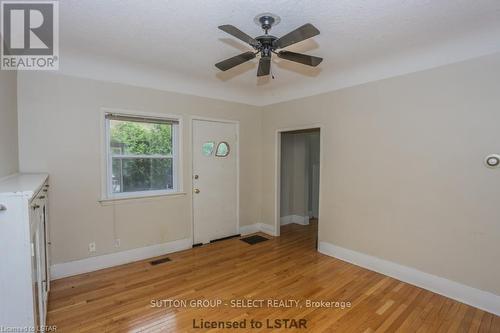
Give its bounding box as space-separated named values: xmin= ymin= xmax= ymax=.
xmin=240 ymin=235 xmax=269 ymax=245
xmin=150 ymin=257 xmax=171 ymax=266
xmin=210 ymin=234 xmax=241 ymax=243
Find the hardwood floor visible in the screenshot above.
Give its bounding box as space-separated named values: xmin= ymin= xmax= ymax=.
xmin=48 ymin=220 xmax=499 ymax=332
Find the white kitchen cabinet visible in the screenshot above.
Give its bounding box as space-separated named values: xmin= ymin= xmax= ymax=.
xmin=0 ymin=174 xmax=50 ymax=331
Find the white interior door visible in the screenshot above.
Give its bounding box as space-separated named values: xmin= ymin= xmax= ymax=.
xmin=192 ymin=119 xmax=238 ymax=244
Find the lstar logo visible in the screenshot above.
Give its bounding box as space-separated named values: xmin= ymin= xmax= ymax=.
xmin=1 ymin=0 xmax=59 ymax=70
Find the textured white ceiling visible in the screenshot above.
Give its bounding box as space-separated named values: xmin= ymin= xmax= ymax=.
xmin=59 ymin=0 xmax=500 ymax=106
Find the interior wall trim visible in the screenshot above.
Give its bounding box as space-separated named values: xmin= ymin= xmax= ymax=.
xmin=239 ymin=223 xmax=276 ymax=236
xmin=319 ymin=241 xmax=500 ymax=316
xmin=280 ymin=215 xmax=310 ymax=226
xmin=50 ymin=238 xmax=192 ymax=279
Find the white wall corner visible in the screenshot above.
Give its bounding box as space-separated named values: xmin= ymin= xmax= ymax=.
xmin=50 ymin=238 xmax=192 ymax=279
xmin=318 ymin=241 xmax=500 ymax=316
xmin=239 ymin=223 xmax=276 ymax=236
xmin=239 ymin=224 xmax=260 ymax=235
xmin=258 ymin=223 xmax=277 ymax=236
xmin=280 ymin=215 xmax=310 ymax=226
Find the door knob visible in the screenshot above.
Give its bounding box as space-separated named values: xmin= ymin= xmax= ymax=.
xmin=194 ymin=175 xmax=199 ymax=179
xmin=194 ymin=189 xmax=200 ymax=194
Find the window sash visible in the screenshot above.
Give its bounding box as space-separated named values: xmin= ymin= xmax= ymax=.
xmin=104 ymin=114 xmax=179 ymax=199
xmin=110 ymin=157 xmax=173 ymax=194
xmin=111 ymin=155 xmax=173 ymax=159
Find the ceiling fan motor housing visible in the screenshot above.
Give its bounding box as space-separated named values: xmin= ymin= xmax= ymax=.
xmin=255 ymin=35 xmax=277 ymax=57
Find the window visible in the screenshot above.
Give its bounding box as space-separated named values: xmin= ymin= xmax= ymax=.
xmin=104 ymin=113 xmax=180 ymax=199
xmin=215 ymin=142 xmax=230 ymax=157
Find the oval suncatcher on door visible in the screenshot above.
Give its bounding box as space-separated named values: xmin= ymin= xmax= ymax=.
xmin=215 ymin=142 xmax=230 ymax=157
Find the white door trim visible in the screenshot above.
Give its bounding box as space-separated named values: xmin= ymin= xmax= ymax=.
xmin=190 ymin=116 xmax=240 ymax=244
xmin=275 ymin=124 xmax=324 ymax=238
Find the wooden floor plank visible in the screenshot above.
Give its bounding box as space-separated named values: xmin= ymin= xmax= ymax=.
xmin=47 ymin=220 xmax=499 ymax=332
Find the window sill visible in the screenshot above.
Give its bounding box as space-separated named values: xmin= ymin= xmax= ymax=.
xmin=99 ymin=191 xmax=186 ymax=205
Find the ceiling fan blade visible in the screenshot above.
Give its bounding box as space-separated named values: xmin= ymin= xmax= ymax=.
xmin=215 ymin=51 xmax=256 ymax=71
xmin=274 ymin=23 xmax=320 ymax=49
xmin=257 ymin=57 xmax=271 ymax=77
xmin=278 ymin=51 xmax=323 ymax=67
xmin=218 ymin=25 xmax=259 ymax=47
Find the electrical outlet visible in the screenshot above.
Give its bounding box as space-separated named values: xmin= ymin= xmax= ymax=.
xmin=88 ymin=242 xmax=96 ymax=253
xmin=115 ymin=239 xmax=121 ymax=248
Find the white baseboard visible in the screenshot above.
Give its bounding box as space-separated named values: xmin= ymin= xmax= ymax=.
xmin=258 ymin=223 xmax=277 ymax=236
xmin=239 ymin=223 xmax=276 ymax=236
xmin=51 ymin=238 xmax=192 ymax=279
xmin=239 ymin=224 xmax=260 ymax=235
xmin=318 ymin=241 xmax=500 ymax=316
xmin=280 ymin=215 xmax=310 ymax=226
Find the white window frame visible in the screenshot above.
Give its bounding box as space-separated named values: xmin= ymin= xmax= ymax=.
xmin=101 ymin=109 xmax=183 ymax=201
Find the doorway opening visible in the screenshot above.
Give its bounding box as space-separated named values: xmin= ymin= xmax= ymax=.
xmin=277 ymin=127 xmax=321 ymax=248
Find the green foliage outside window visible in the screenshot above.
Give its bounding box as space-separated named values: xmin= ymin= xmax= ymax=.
xmin=110 ymin=121 xmax=172 ymax=155
xmin=109 ymin=120 xmax=173 ymax=193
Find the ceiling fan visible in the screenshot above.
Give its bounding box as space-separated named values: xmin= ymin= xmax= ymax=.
xmin=215 ymin=13 xmax=323 ymax=77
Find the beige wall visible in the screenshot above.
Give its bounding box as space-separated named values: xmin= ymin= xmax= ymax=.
xmin=0 ymin=70 xmax=18 ymax=178
xmin=17 ymin=72 xmax=262 ymax=264
xmin=16 ymin=53 xmax=500 ymax=296
xmin=261 ymin=53 xmax=500 ymax=295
